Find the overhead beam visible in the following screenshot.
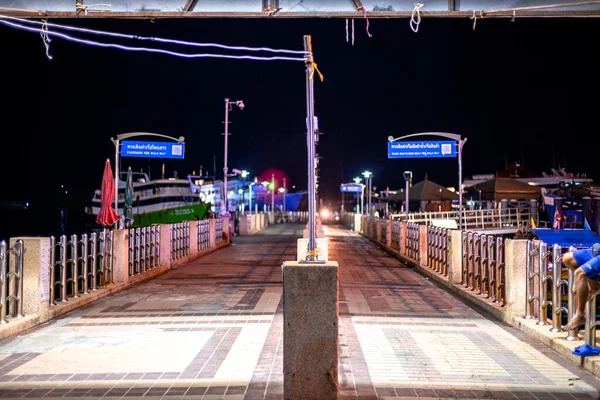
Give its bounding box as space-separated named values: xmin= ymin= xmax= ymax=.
xmin=183 ymin=0 xmax=199 ymax=12
xmin=1 ymin=10 xmax=599 ymax=18
xmin=350 ymin=0 xmax=364 ymax=11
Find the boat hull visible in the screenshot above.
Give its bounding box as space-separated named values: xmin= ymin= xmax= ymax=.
xmin=132 ymin=203 xmax=210 ymax=226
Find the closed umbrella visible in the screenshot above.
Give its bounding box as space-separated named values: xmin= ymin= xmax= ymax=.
xmin=123 ymin=167 xmax=134 ymax=227
xmin=96 ymin=158 xmax=119 ymax=227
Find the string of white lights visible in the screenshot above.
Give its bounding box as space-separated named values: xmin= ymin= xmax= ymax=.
xmin=0 ymin=19 xmax=307 ymax=62
xmin=0 ymin=14 xmax=307 ymax=55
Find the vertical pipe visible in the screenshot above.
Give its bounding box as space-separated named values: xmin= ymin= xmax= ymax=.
xmin=304 ymin=35 xmax=316 ymax=260
xmin=223 ymin=99 xmax=229 ymax=216
xmin=71 ymin=234 xmax=79 ymax=298
xmin=0 ymin=241 xmax=7 ymax=323
xmin=60 ymin=235 xmax=67 ymax=301
xmin=551 ymin=244 xmax=563 ymax=332
xmin=114 ymin=142 xmax=120 ymax=228
xmin=584 ymin=291 xmax=599 ymax=346
xmin=525 ymin=240 xmax=534 ymax=318
xmin=81 ymin=234 xmax=88 ymax=295
xmin=13 ymin=240 xmax=24 ymax=317
xmin=49 ymin=236 xmax=56 ymax=305
xmin=538 ymin=242 xmax=549 ymax=325
xmin=458 ymin=139 xmax=464 ymax=231
xmin=496 ymin=237 xmax=504 ymax=305
xmin=405 ymin=179 xmax=409 ymax=222
xmin=90 ymin=233 xmax=97 ymax=290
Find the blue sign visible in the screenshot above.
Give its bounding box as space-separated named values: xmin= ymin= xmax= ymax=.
xmin=121 ymin=140 xmax=185 ymax=159
xmin=341 ymin=184 xmax=363 ymax=193
xmin=388 ymin=141 xmax=457 ymax=159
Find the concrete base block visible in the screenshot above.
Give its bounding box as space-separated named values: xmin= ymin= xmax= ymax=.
xmin=282 ymin=261 xmax=339 ymax=400
xmin=297 ymin=238 xmax=328 ymax=261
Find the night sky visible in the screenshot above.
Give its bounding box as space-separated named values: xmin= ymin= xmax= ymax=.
xmin=0 ymin=16 xmax=598 ymax=238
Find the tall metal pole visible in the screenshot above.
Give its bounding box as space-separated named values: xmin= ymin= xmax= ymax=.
xmin=271 ymin=173 xmax=275 ymax=212
xmin=368 ymin=177 xmax=372 ymax=215
xmin=405 ymin=179 xmax=409 ymax=222
xmin=249 ymin=181 xmax=253 ymax=215
xmin=360 ymin=186 xmax=364 ymax=214
xmin=283 ymin=178 xmax=287 ymax=212
xmin=458 ymin=138 xmax=464 ymax=231
xmin=222 ymin=98 xmax=230 ymax=216
xmin=114 ymin=139 xmax=120 ymax=228
xmin=304 ymin=35 xmax=316 ymax=260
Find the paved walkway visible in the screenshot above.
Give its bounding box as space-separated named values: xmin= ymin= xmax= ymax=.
xmin=0 ymin=224 xmax=598 ymax=399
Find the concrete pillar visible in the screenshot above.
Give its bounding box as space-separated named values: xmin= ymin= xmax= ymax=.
xmin=159 ymin=224 xmax=172 ymax=268
xmin=353 ymin=213 xmax=361 ymax=232
xmin=209 ymin=219 xmax=217 ymax=248
xmin=504 ymin=239 xmax=529 ymax=323
xmin=189 ymin=221 xmax=198 ymax=254
xmin=111 ymin=229 xmax=130 ymax=284
xmin=449 ymin=230 xmax=463 ymax=284
xmin=282 ymin=261 xmax=339 ymax=400
xmin=386 ymin=220 xmax=392 ymax=249
xmin=9 ymin=237 xmax=50 ymax=319
xmin=401 ymin=221 xmax=407 ymax=256
xmin=419 ymin=224 xmax=428 ymax=266
xmin=583 ymin=197 xmax=592 ymax=228
xmin=222 ymin=217 xmax=231 ymax=244
xmin=376 ymin=220 xmax=382 ymax=243
xmin=239 ymin=215 xmax=250 ymax=235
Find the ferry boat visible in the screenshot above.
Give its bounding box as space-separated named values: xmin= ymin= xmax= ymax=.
xmin=86 ymin=170 xmax=255 ymax=226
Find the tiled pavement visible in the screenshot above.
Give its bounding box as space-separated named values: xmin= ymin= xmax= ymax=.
xmin=0 ymin=224 xmax=599 ymax=399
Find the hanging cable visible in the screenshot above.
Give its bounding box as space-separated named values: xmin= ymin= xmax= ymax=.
xmin=39 ymin=19 xmax=52 ymax=60
xmin=0 ymin=19 xmax=307 ymax=62
xmin=0 ymin=14 xmax=307 ymax=55
xmin=410 ymin=3 xmax=424 ymax=33
xmin=356 ymin=6 xmax=372 ymax=38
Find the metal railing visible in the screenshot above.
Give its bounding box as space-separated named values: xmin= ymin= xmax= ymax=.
xmin=427 ymin=227 xmax=449 ymax=276
xmin=525 ymin=241 xmax=578 ymax=340
xmin=391 ymin=220 xmax=401 ymax=251
xmin=128 ymin=225 xmax=160 ymax=276
xmin=1 ymin=240 xmax=24 ymax=323
xmin=461 ymin=231 xmax=505 ymax=305
xmin=391 ymin=207 xmax=535 ymax=231
xmin=198 ymin=219 xmax=210 ymax=251
xmin=405 ymin=223 xmax=420 ymax=261
xmin=171 ymin=222 xmax=190 ymax=260
xmin=50 ymin=230 xmax=113 ymax=305
xmin=216 ymin=218 xmax=224 ymax=245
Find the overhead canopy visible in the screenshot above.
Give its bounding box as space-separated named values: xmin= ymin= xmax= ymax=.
xmin=532 ymin=228 xmax=599 ymax=248
xmin=387 ymin=178 xmax=459 ymax=202
xmin=467 ymin=177 xmax=541 ymax=201
xmin=1 ymin=0 xmax=599 ymax=18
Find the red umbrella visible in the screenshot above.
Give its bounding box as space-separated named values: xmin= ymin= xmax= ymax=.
xmin=96 ymin=159 xmax=119 ymax=227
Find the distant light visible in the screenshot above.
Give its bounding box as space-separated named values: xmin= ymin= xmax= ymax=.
xmin=25 ymin=202 xmax=30 ymax=207
xmin=238 ymin=189 xmax=243 ymax=194
xmin=65 ymin=191 xmax=68 ymax=194
xmin=292 ymin=185 xmax=296 ymax=189
xmin=278 ymin=187 xmax=285 ymax=193
xmin=528 ymin=182 xmax=536 ymax=186
xmin=320 ymin=209 xmax=330 ymax=218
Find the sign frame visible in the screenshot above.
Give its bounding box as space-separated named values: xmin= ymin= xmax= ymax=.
xmin=121 ymin=140 xmax=185 ymax=159
xmin=388 ymin=140 xmax=457 ymax=159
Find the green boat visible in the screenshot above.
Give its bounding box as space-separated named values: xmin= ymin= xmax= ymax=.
xmin=132 ymin=203 xmax=210 ymax=226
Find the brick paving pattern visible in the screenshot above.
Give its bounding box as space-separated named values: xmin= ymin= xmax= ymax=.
xmin=0 ymin=224 xmax=598 ymax=399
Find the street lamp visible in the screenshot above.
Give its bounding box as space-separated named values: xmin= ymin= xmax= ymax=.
xmin=271 ymin=173 xmax=275 ymax=213
xmin=248 ymin=177 xmax=257 ymax=214
xmin=111 ymin=132 xmax=184 ymax=228
xmin=403 ymin=171 xmax=412 ymax=221
xmin=362 ymin=171 xmax=373 ymax=215
xmin=353 ymin=177 xmax=364 ymax=214
xmin=221 ymin=98 xmax=245 ymax=216
xmin=241 ymin=169 xmax=249 ymax=213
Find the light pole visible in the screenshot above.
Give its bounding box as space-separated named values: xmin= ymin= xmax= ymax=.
xmin=241 ymin=170 xmax=249 ymax=213
xmin=388 ymin=132 xmax=467 ymax=230
xmin=271 ymin=173 xmax=275 ymax=213
xmin=261 ymin=181 xmax=269 ymax=212
xmin=353 ymin=177 xmax=363 ymax=214
xmin=403 ymin=171 xmax=412 ymax=222
xmin=282 ymin=178 xmax=287 ymax=212
xmin=362 ymin=171 xmax=372 ymax=215
xmin=248 ymin=177 xmax=257 ymax=214
xmin=221 ymin=98 xmax=245 ymax=216
xmin=111 ymin=132 xmax=184 ymax=228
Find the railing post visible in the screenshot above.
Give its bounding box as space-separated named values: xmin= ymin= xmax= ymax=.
xmin=584 ymin=289 xmax=600 ymax=346
xmin=0 ymin=241 xmax=7 ymax=323
xmin=80 ymin=234 xmax=88 ymax=295
xmin=538 ymin=242 xmax=551 ymax=325
xmin=159 ymin=224 xmax=171 ymax=268
xmin=111 ymin=229 xmax=129 ymax=285
xmin=551 ymin=244 xmax=563 ymax=332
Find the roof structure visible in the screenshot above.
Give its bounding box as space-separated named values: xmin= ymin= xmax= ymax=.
xmin=387 ymin=178 xmax=459 ymax=202
xmin=1 ymin=0 xmax=599 ymax=18
xmin=467 ymin=177 xmax=541 ymax=201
